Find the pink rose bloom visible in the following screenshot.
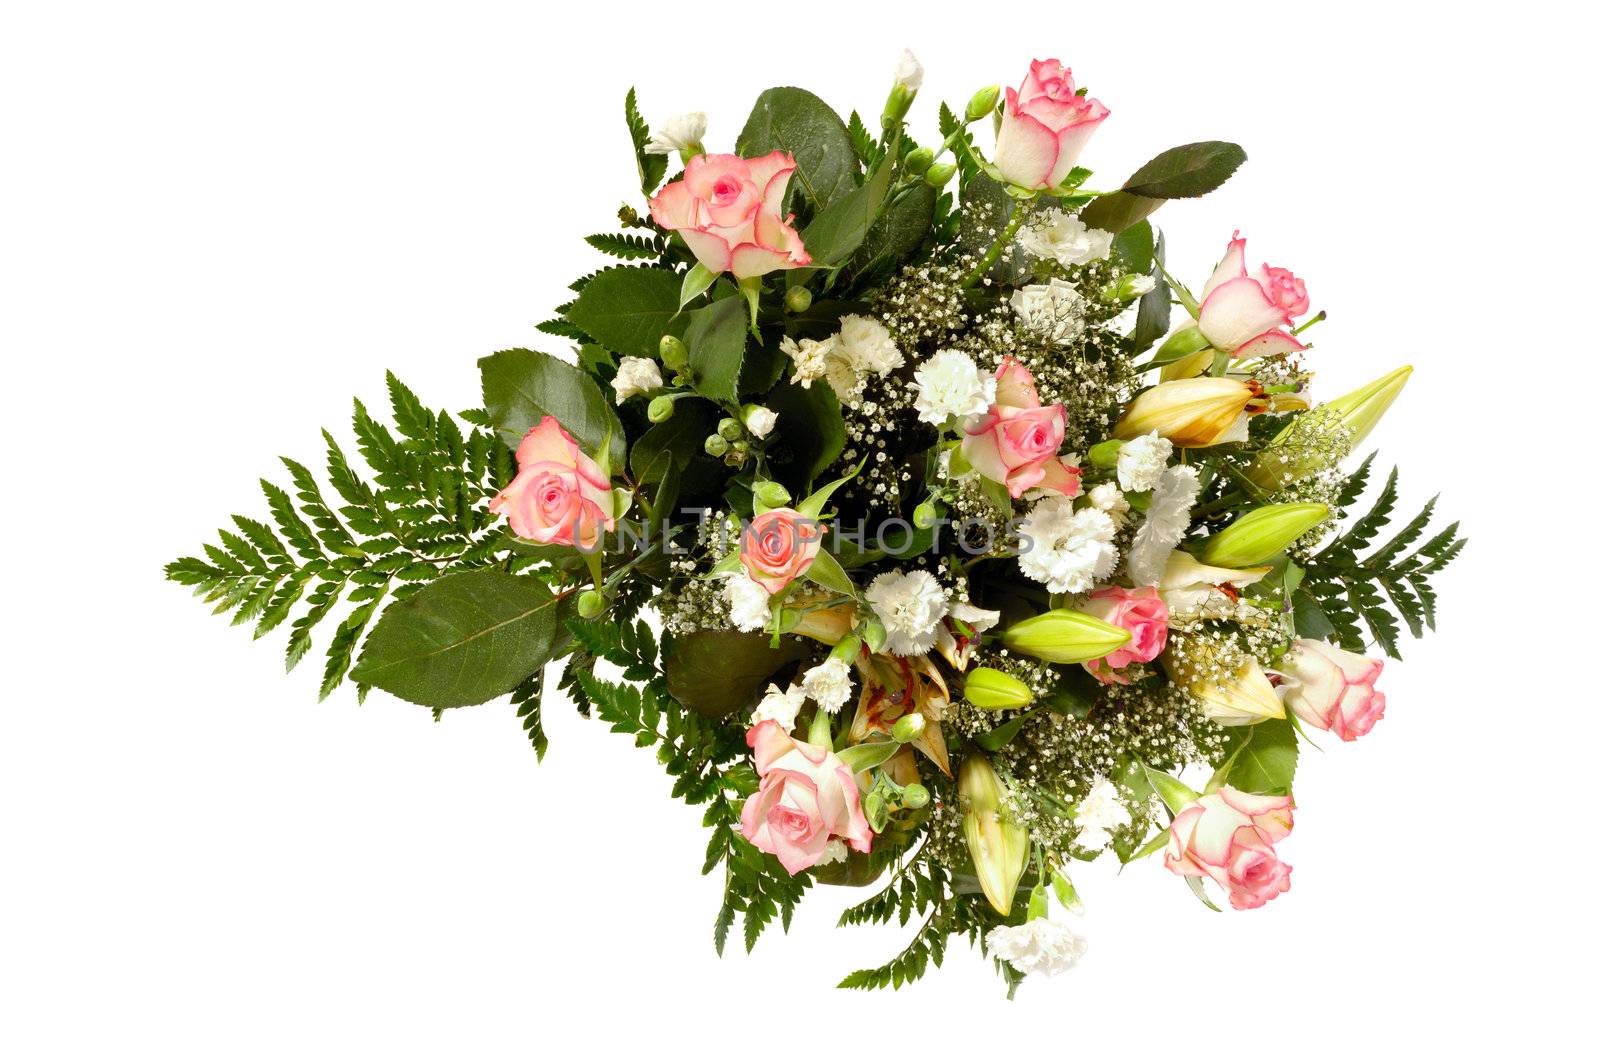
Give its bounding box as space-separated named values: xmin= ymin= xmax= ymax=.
xmin=739 ymin=507 xmax=824 ymax=594
xmin=1080 ymin=586 xmax=1168 ymax=684
xmin=648 ymin=151 xmax=811 ymax=280
xmin=739 ymin=720 xmax=873 ymax=874
xmin=1165 ymin=786 xmax=1294 ymax=911
xmin=961 ymin=359 xmax=1082 ymax=498
xmin=1275 ymin=639 xmax=1386 ymax=741
xmin=991 ymin=59 xmax=1109 ymax=190
xmin=1196 ymin=232 xmax=1311 ymax=360
xmin=488 ymin=416 xmax=616 ymax=549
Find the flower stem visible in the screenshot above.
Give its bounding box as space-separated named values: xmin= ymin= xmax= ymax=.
xmin=960 ymin=205 xmax=1028 ymax=288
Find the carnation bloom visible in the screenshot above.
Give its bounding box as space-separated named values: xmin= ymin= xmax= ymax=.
xmin=1017 ymin=208 xmax=1113 ymax=266
xmin=1165 ymin=786 xmax=1294 ymax=910
xmin=1274 ymin=639 xmax=1386 ymax=741
xmin=961 ymin=360 xmax=1082 ymax=499
xmin=1080 ymin=586 xmax=1168 ymax=683
xmin=488 ymin=417 xmax=617 ymax=549
xmin=739 ymin=508 xmax=824 ymax=594
xmin=912 ymin=349 xmax=995 ymax=425
xmin=801 ymin=656 xmax=854 ymax=715
xmin=643 ymin=112 xmax=707 ymax=156
xmin=1116 ymin=430 xmax=1172 ymax=492
xmin=1010 ymin=278 xmax=1087 ymax=345
xmin=1196 ymin=232 xmax=1310 ymax=361
xmin=1074 ymin=777 xmax=1132 ymax=852
xmin=1125 ymin=464 xmax=1201 ymax=586
xmin=612 ymin=356 xmax=662 ymax=402
xmin=865 ymin=570 xmax=950 ymax=657
xmin=739 ymin=720 xmax=872 ymax=874
xmin=751 ymin=682 xmax=806 ymax=731
xmin=992 ymin=58 xmax=1109 ymax=190
xmin=722 ymin=571 xmax=772 ymax=632
xmin=649 ymin=151 xmax=811 ymax=279
xmin=986 ymin=917 xmax=1088 ymax=976
xmin=1017 ymin=499 xmax=1117 ymax=594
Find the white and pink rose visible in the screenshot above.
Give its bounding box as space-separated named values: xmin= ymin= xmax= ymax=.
xmin=961 ymin=359 xmax=1082 ymax=499
xmin=489 ymin=417 xmax=618 ymax=549
xmin=648 ymin=151 xmax=811 ymax=280
xmin=991 ymin=59 xmax=1109 ymax=190
xmin=1080 ymin=586 xmax=1168 ymax=684
xmin=1165 ymin=786 xmax=1294 ymax=911
xmin=1274 ymin=639 xmax=1386 ymax=741
xmin=739 ymin=720 xmax=873 ymax=874
xmin=1196 ymin=231 xmax=1311 ymax=360
xmin=739 ymin=507 xmax=824 ymax=594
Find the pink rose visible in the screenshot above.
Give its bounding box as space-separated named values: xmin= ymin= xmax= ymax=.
xmin=1081 ymin=586 xmax=1168 ymax=684
xmin=991 ymin=59 xmax=1109 ymax=190
xmin=739 ymin=720 xmax=873 ymax=874
xmin=1165 ymin=786 xmax=1294 ymax=911
xmin=1275 ymin=639 xmax=1386 ymax=741
xmin=1196 ymin=232 xmax=1311 ymax=360
xmin=488 ymin=416 xmax=616 ymax=549
xmin=648 ymin=151 xmax=811 ymax=280
xmin=961 ymin=359 xmax=1081 ymax=498
xmin=739 ymin=508 xmax=824 ymax=594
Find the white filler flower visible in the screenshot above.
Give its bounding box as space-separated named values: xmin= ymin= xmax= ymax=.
xmin=643 ymin=112 xmax=707 ymax=155
xmin=1117 ymin=430 xmax=1173 ymax=492
xmin=801 ymin=657 xmax=855 ymax=715
xmin=1075 ymin=777 xmax=1133 ymax=852
xmin=1010 ymin=277 xmax=1089 ymax=345
xmin=865 ymin=570 xmax=950 ymax=657
xmin=1017 ymin=208 xmax=1113 ymax=266
xmin=612 ymin=356 xmax=663 ymax=402
xmin=912 ymin=349 xmax=996 ymax=425
xmin=723 ymin=571 xmax=771 ymax=633
xmin=1018 ymin=499 xmax=1118 ymax=594
xmin=987 ymin=918 xmax=1088 ymax=977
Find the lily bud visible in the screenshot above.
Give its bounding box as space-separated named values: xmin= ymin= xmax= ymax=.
xmin=966 ymin=84 xmax=1001 ymax=122
xmin=658 ymin=334 xmax=688 ymax=370
xmin=784 ymin=286 xmax=812 ymax=313
xmin=1163 ymin=652 xmax=1284 ymax=726
xmin=1113 ymin=377 xmax=1263 ymax=448
xmin=1086 ymin=439 xmax=1122 ymax=468
xmin=925 ymin=161 xmax=956 ymax=188
xmin=1321 ymin=365 xmax=1413 ymax=450
xmin=903 ymin=146 xmax=934 ymax=175
xmin=1201 ymin=502 xmax=1330 ymax=567
xmin=1001 ymin=608 xmax=1130 ymax=665
xmin=647 ymin=395 xmax=675 ymax=423
xmin=959 ymin=752 xmax=1030 ymax=916
xmin=963 ymin=667 xmax=1034 ymax=711
xmin=1248 ymin=366 xmax=1412 ymax=488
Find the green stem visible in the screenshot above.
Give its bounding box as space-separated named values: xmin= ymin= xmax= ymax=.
xmin=960 ymin=206 xmax=1028 ymax=288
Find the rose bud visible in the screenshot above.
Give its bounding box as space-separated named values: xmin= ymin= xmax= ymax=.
xmin=1002 ymin=608 xmax=1131 ymax=665
xmin=1165 ymin=786 xmax=1294 ymax=910
xmin=959 ymin=752 xmax=1030 ymax=916
xmin=1113 ymin=377 xmax=1263 ymax=448
xmin=1201 ymin=503 xmax=1330 ymax=568
xmin=963 ymin=667 xmax=1034 ymax=711
xmin=1275 ymin=639 xmax=1386 ymax=741
xmin=991 ymin=59 xmax=1108 ymax=190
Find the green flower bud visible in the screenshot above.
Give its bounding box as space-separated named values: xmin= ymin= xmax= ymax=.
xmin=959 ymin=752 xmax=1029 ymax=916
xmin=576 ymin=590 xmax=605 ymax=619
xmin=1086 ymin=439 xmax=1123 ymax=469
xmin=913 ymin=500 xmax=939 ymax=528
xmin=891 ymin=712 xmax=926 ymax=744
xmin=859 ymin=616 xmax=888 ymax=655
xmin=1001 ymin=609 xmax=1131 ymax=665
xmin=752 ymin=480 xmax=791 ymax=509
xmin=901 ymin=783 xmax=930 ymax=810
xmin=1152 ymin=323 xmax=1211 ymax=377
xmin=903 ymin=146 xmax=934 ymax=175
xmin=784 ymin=286 xmax=812 ymax=313
xmin=963 ymin=667 xmax=1034 ymax=711
xmin=724 ymin=441 xmax=749 ymax=466
xmin=1201 ymin=502 xmax=1331 ymax=567
xmin=882 ymin=82 xmax=914 ymax=127
xmin=1248 ymin=366 xmax=1414 ymax=489
xmin=647 ymin=395 xmax=675 ymax=423
xmin=966 ymin=84 xmax=1001 ymax=122
xmin=703 ymin=433 xmax=728 ymax=458
xmin=658 ymin=334 xmax=688 ymax=370
xmin=717 ymin=417 xmax=743 ymax=441
xmin=924 ymin=161 xmax=956 ymax=189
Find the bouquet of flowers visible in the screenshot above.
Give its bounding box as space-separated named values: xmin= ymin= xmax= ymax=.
xmin=169 ymin=52 xmax=1461 ymax=993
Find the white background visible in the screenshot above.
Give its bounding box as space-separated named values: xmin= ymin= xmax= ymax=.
xmin=4 ymin=1 xmax=1595 ymax=1058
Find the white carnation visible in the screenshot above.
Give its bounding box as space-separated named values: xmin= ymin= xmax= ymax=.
xmin=865 ymin=570 xmax=950 ymax=657
xmin=743 ymin=404 xmax=777 ymax=439
xmin=782 ymin=334 xmax=837 ymax=388
xmin=723 ymin=571 xmax=771 ymax=633
xmin=1126 ymin=464 xmax=1201 ymax=586
xmin=801 ymin=656 xmax=854 ymax=715
xmin=1123 ymin=274 xmax=1156 ymax=298
xmin=893 ymin=49 xmax=924 ymax=92
xmin=1018 ymin=499 xmax=1118 ymax=594
xmin=816 ymin=839 xmax=850 ymax=866
xmin=912 ymin=349 xmax=996 ymax=425
xmin=1117 ymin=430 xmax=1173 ymax=492
xmin=986 ymin=918 xmax=1087 ymax=977
xmin=1010 ymin=277 xmax=1088 ymax=345
xmin=1017 ymin=208 xmax=1113 ymax=266
xmin=837 ymin=314 xmax=904 ymax=376
xmin=1087 ymin=482 xmax=1130 ymax=527
xmin=612 ymin=356 xmax=663 ymax=402
xmin=643 ymin=112 xmax=707 ymax=155
xmin=751 ymin=682 xmax=806 ymax=732
xmin=1074 ymin=777 xmax=1132 ymax=852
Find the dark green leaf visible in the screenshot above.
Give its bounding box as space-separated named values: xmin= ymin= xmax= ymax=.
xmin=1219 ymin=716 xmax=1298 ymax=795
xmin=801 ymin=153 xmax=892 ymax=266
xmin=564 ymin=266 xmax=681 ymax=359
xmin=1078 ymin=190 xmax=1165 ymax=234
xmin=737 ymin=87 xmax=859 ymax=212
xmin=664 ymin=629 xmax=809 ymax=718
xmin=762 ymin=377 xmax=844 ymax=491
xmin=684 ymin=295 xmax=748 ymax=404
xmin=478 ymin=347 xmax=625 ymax=465
xmin=1121 ymin=141 xmax=1247 ymax=199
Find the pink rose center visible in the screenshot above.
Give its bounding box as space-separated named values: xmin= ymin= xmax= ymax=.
xmin=770 ymin=803 xmax=817 ymax=843
xmin=532 ymin=471 xmax=577 ymax=524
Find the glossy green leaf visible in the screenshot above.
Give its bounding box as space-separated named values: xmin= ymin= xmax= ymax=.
xmin=684 ymin=296 xmax=748 ymax=404
xmin=478 ymin=347 xmax=625 ymax=465
xmin=663 ymin=629 xmax=809 ymax=718
xmin=1121 ymin=141 xmax=1247 ymax=199
xmin=565 ymin=266 xmax=681 ymax=358
xmin=736 ymin=87 xmax=859 ymax=212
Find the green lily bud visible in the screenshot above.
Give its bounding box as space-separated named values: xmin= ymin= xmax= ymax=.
xmin=963 ymin=667 xmax=1034 ymax=711
xmin=891 ymin=712 xmax=926 ymax=744
xmin=784 ymin=286 xmax=812 ymax=313
xmin=1086 ymin=439 xmax=1123 ymax=469
xmin=925 ymin=161 xmax=957 ymax=189
xmin=658 ymin=334 xmax=688 ymax=370
xmin=1248 ymin=366 xmax=1412 ymax=488
xmin=647 ymin=395 xmax=675 ymax=424
xmin=913 ymin=500 xmax=939 ymax=528
xmin=959 ymin=752 xmax=1030 ymax=916
xmin=703 ymin=433 xmax=728 ymax=458
xmin=576 ymin=590 xmax=605 ymax=619
xmin=859 ymin=615 xmax=888 ymax=655
xmin=1152 ymin=322 xmax=1210 ymax=369
xmin=752 ymin=479 xmax=791 ymax=510
xmin=829 ymin=634 xmax=862 ymax=663
xmin=1321 ymin=364 xmax=1413 ymax=451
xmin=966 ymin=84 xmax=1001 ymax=122
xmin=1001 ymin=609 xmax=1131 ymax=665
xmin=717 ymin=417 xmax=743 ymax=441
xmin=1202 ymin=502 xmax=1330 ymax=567
xmin=903 ymin=146 xmax=934 ymax=175
xmin=901 ymin=782 xmax=930 ymax=810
